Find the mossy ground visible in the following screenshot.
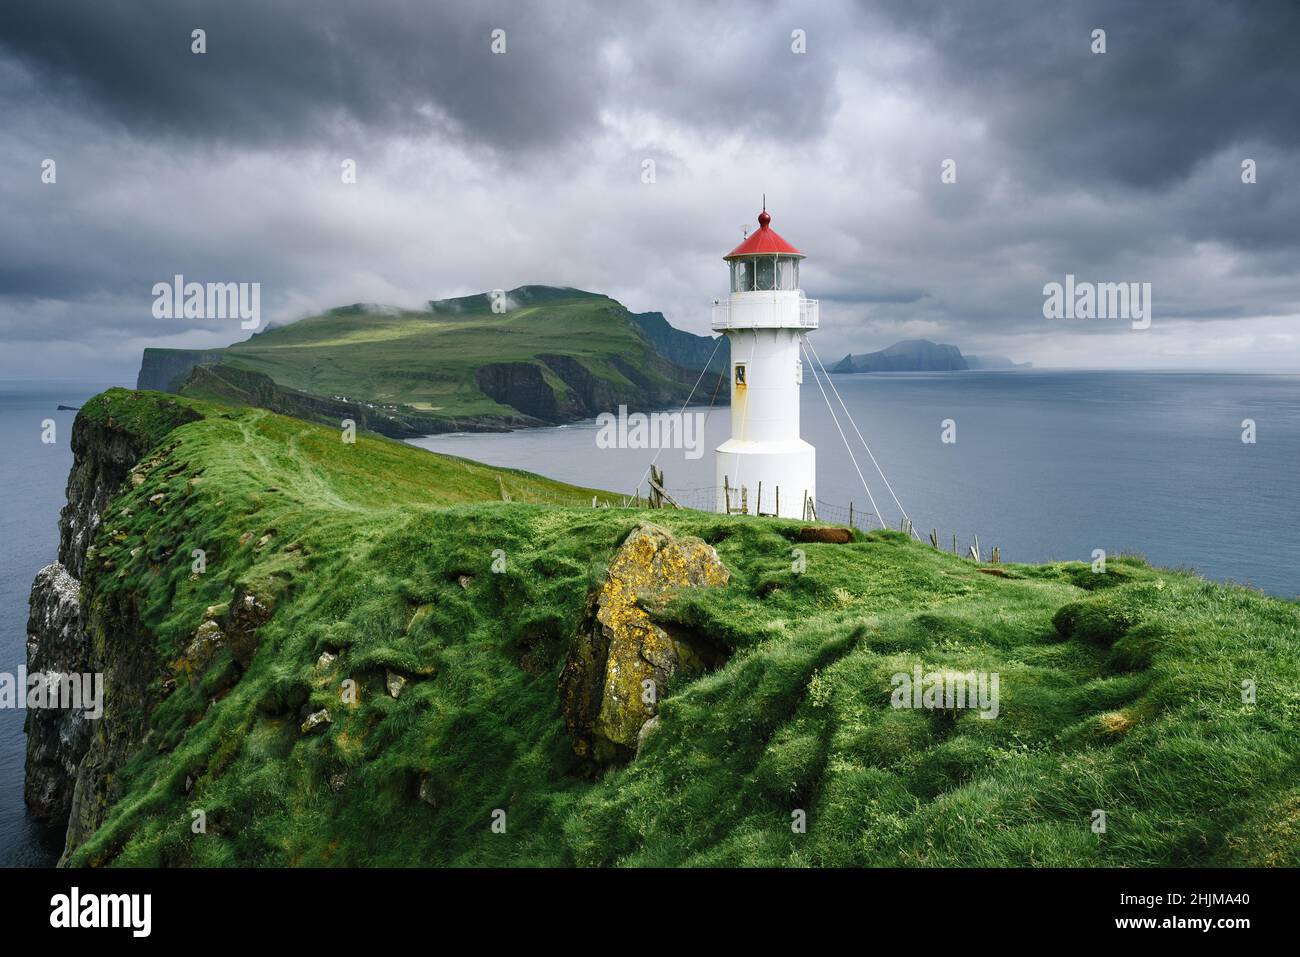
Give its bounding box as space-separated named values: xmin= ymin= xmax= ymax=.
xmin=69 ymin=390 xmax=1300 ymax=866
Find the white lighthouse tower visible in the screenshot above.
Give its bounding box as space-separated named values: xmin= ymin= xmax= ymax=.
xmin=714 ymin=206 xmax=818 ymax=518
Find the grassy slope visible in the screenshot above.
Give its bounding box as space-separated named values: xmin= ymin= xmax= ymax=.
xmin=71 ymin=391 xmax=1300 ymax=867
xmin=211 ymin=288 xmax=695 ymax=420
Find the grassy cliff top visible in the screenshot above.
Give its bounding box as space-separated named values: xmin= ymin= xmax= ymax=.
xmin=69 ymin=391 xmax=1300 ymax=867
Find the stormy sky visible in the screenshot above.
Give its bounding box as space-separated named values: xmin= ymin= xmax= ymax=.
xmin=2 ymin=0 xmax=1298 ymax=380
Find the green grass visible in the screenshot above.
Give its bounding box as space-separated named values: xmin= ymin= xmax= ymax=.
xmin=68 ymin=390 xmax=1300 ymax=867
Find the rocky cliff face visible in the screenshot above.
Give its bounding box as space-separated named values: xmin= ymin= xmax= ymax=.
xmin=475 ymin=362 xmax=573 ymax=423
xmin=476 ymin=353 xmax=726 ymax=427
xmin=24 ymin=397 xmax=200 ymax=857
xmin=56 ymin=403 xmax=194 ymax=580
xmin=136 ymin=348 xmax=227 ymax=392
xmin=23 ymin=564 xmax=88 ymax=824
xmin=61 ymin=580 xmax=161 ymax=861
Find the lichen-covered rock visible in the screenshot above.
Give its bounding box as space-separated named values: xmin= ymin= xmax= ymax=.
xmin=386 ymin=671 xmax=407 ymax=698
xmin=171 ymin=619 xmax=225 ymax=685
xmin=559 ymin=523 xmax=729 ymax=764
xmin=301 ymin=709 xmax=331 ymax=734
xmin=227 ymin=587 xmax=274 ymax=667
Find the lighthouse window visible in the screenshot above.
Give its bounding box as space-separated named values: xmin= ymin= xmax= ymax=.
xmin=732 ymin=256 xmax=798 ymax=292
xmin=776 ymin=257 xmax=798 ymax=290
xmin=734 ymin=363 xmax=746 ymax=385
xmin=731 ymin=260 xmax=751 ymax=292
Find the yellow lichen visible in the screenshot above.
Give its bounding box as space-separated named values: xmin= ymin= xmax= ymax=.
xmin=580 ymin=524 xmax=730 ymax=759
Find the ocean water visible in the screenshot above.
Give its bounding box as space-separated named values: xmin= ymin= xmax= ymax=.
xmin=411 ymin=371 xmax=1300 ymax=598
xmin=0 ymin=380 xmax=121 ymax=867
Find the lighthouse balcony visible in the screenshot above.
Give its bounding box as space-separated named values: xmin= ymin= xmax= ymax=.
xmin=711 ymin=294 xmax=819 ymax=331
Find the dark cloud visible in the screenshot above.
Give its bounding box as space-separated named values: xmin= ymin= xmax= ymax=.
xmin=872 ymin=0 xmax=1300 ymax=190
xmin=0 ymin=0 xmax=609 ymax=151
xmin=0 ymin=0 xmax=843 ymax=152
xmin=0 ymin=0 xmax=1297 ymax=378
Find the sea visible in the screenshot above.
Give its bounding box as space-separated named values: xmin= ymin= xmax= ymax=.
xmin=2 ymin=370 xmax=1297 ymax=865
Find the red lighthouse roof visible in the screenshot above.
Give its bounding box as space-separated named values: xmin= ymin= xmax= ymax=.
xmin=724 ymin=208 xmax=804 ymax=260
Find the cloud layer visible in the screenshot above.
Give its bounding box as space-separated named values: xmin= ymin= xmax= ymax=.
xmin=2 ymin=0 xmax=1298 ymax=379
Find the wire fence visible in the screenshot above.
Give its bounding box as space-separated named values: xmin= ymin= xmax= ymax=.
xmin=626 ymin=483 xmax=890 ymax=533
xmin=516 ymin=480 xmax=896 ymax=528
xmin=509 ymin=482 xmax=1000 ymax=560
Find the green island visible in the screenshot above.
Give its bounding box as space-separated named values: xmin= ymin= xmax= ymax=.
xmin=137 ymin=287 xmax=727 ymax=436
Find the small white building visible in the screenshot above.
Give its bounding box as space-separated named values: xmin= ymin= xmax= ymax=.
xmin=713 ymin=207 xmax=818 ymax=518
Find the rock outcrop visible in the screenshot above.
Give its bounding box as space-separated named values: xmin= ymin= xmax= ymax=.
xmin=136 ymin=348 xmax=228 ymax=392
xmin=57 ymin=400 xmax=199 ymax=580
xmin=23 ymin=564 xmax=89 ymax=823
xmin=475 ymin=362 xmax=571 ymax=423
xmin=477 ymin=353 xmax=725 ymax=427
xmin=559 ymin=524 xmax=729 ymax=765
xmin=226 ymin=586 xmax=275 ymax=668
xmin=62 ymin=581 xmax=160 ymax=861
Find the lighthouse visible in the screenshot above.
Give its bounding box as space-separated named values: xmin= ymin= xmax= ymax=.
xmin=714 ymin=207 xmax=818 ymax=518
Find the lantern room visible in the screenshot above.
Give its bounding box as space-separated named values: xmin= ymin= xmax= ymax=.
xmin=725 ymin=210 xmax=805 ymax=292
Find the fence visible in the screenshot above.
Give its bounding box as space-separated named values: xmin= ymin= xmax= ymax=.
xmin=509 ymin=476 xmax=1001 ymax=564
xmin=632 ymin=483 xmax=883 ymax=532
xmin=624 ymin=481 xmax=1002 ymax=563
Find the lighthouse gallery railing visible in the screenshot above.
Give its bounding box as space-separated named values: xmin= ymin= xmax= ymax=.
xmin=711 ymin=297 xmax=819 ymax=331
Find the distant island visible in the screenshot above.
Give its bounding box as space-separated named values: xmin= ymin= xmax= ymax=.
xmin=136 ymin=286 xmax=727 ymax=437
xmin=833 ymin=338 xmax=1031 ymax=373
